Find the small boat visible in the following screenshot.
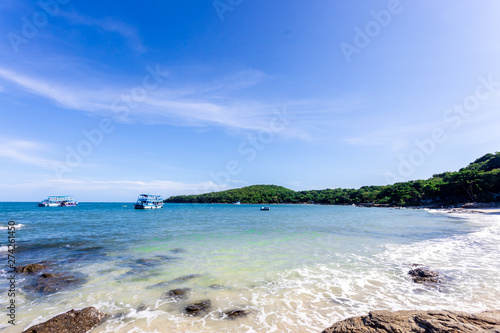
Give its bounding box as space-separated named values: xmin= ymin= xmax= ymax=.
xmin=260 ymin=206 xmax=270 ymax=211
xmin=134 ymin=194 xmax=163 ymax=209
xmin=38 ymin=196 xmax=78 ymax=207
xmin=233 ymin=201 xmax=241 ymax=205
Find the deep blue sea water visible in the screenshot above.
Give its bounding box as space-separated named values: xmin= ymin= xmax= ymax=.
xmin=1 ymin=203 xmax=499 ymax=332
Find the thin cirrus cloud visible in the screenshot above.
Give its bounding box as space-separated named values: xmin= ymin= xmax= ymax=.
xmin=0 ymin=66 xmax=267 ymax=128
xmin=0 ymin=67 xmax=111 ymax=111
xmin=0 ymin=138 xmax=56 ymax=170
xmin=0 ymin=65 xmax=317 ymax=138
xmin=59 ymin=11 xmax=146 ymax=53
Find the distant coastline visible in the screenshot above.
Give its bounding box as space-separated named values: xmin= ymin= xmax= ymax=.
xmin=165 ymin=152 xmax=500 ymax=207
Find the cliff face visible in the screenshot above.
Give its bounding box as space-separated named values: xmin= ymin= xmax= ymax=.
xmin=322 ymin=310 xmax=500 ymax=333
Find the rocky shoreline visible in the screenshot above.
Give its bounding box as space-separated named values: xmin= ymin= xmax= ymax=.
xmin=23 ymin=307 xmax=500 ymax=333
xmin=357 ymin=201 xmax=500 ymax=214
xmin=15 ymin=203 xmax=499 ymax=332
xmin=17 ymin=258 xmax=499 ymax=332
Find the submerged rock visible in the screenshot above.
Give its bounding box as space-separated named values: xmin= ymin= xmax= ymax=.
xmin=149 ymin=274 xmax=203 ymax=289
xmin=165 ymin=288 xmax=191 ymax=300
xmin=67 ymin=246 xmax=108 ymax=264
xmin=15 ymin=263 xmax=47 ymax=274
xmin=408 ymin=267 xmax=440 ymax=284
xmin=134 ymin=258 xmax=162 ymax=266
xmin=173 ymin=274 xmax=202 ymax=282
xmin=124 ymin=258 xmax=163 ymax=272
xmin=321 ymin=310 xmax=500 ymax=333
xmin=209 ymin=284 xmax=225 ymax=290
xmin=154 ymin=255 xmax=180 ymax=261
xmin=40 ymin=273 xmax=57 ymax=279
xmin=22 ymin=307 xmax=108 ymax=333
xmin=185 ymin=299 xmax=211 ymax=316
xmin=222 ymin=309 xmax=248 ymax=320
xmin=28 ymin=272 xmax=85 ymax=294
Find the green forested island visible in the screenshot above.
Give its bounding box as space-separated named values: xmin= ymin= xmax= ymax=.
xmin=165 ymin=152 xmax=500 ymax=206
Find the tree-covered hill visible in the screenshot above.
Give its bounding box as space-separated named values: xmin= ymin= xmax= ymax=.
xmin=165 ymin=152 xmax=500 ymax=206
xmin=166 ymin=185 xmax=297 ymax=204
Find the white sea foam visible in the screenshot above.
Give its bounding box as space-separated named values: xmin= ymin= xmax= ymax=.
xmin=0 ymin=223 xmax=25 ymax=230
xmin=378 ymin=212 xmax=500 ymax=311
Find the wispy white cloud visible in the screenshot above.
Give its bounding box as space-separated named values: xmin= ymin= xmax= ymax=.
xmin=60 ymin=11 xmax=146 ymax=52
xmin=0 ymin=138 xmax=56 ymax=169
xmin=0 ymin=66 xmax=325 ymax=139
xmin=0 ymin=67 xmax=110 ymax=111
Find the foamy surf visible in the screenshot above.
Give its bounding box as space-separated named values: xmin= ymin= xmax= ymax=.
xmin=0 ymin=223 xmax=24 ymax=230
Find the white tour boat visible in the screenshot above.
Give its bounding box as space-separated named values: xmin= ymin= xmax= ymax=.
xmin=134 ymin=194 xmax=164 ymax=209
xmin=38 ymin=196 xmax=78 ymax=207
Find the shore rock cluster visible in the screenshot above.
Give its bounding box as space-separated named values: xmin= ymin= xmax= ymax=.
xmin=321 ymin=310 xmax=500 ymax=333
xmin=18 ymin=254 xmax=250 ymax=332
xmin=164 ymin=286 xmax=249 ymax=319
xmin=15 ymin=262 xmax=84 ymax=295
xmin=17 ymin=259 xmax=497 ymax=333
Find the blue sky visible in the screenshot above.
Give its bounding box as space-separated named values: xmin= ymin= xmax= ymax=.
xmin=1 ymin=0 xmax=500 ymax=201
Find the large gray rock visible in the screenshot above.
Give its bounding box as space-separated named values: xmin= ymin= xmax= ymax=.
xmin=322 ymin=310 xmax=500 ymax=333
xmin=22 ymin=307 xmax=108 ymax=333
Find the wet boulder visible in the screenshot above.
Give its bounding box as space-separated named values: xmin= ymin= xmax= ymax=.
xmin=185 ymin=299 xmax=211 ymax=316
xmin=15 ymin=263 xmax=47 ymax=274
xmin=408 ymin=267 xmax=440 ymax=284
xmin=22 ymin=307 xmax=108 ymax=333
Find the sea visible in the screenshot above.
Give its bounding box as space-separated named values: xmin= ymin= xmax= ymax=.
xmin=1 ymin=203 xmax=499 ymax=332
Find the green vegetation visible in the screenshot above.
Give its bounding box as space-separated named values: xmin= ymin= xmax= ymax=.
xmin=166 ymin=185 xmax=297 ymax=204
xmin=165 ymin=152 xmax=500 ymax=206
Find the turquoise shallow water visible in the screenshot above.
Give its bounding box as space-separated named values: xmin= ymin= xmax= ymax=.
xmin=1 ymin=203 xmax=499 ymax=332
